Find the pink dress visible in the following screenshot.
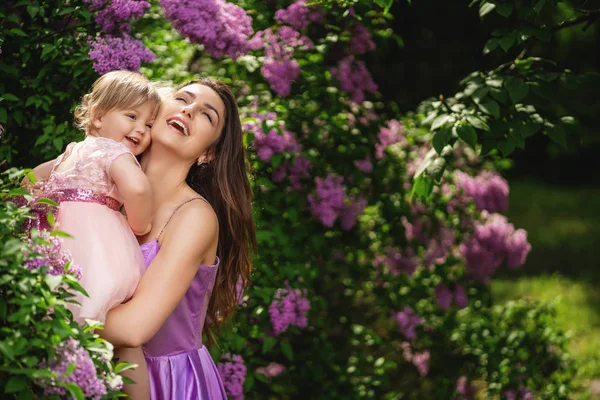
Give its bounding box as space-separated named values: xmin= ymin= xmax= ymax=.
xmin=45 ymin=136 xmax=145 ymax=323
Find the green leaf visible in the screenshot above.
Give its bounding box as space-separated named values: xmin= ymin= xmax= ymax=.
xmin=35 ymin=198 xmax=59 ymax=207
xmin=5 ymin=376 xmax=27 ymax=393
xmin=479 ymin=2 xmax=496 ymax=18
xmin=425 ymin=156 xmax=446 ymax=182
xmin=480 ymin=140 xmax=497 ymax=155
xmin=9 ymin=28 xmax=27 ymax=37
xmin=504 ymin=77 xmax=529 ymax=103
xmin=3 ymin=93 xmax=19 ymax=101
xmin=533 ymin=0 xmax=546 ymax=13
xmin=262 ymin=337 xmax=277 ymax=354
xmin=483 ymin=38 xmax=499 ymax=55
xmin=431 ymin=114 xmax=450 ymax=131
xmin=497 ymin=138 xmax=516 ymax=156
xmin=432 ymin=128 xmax=449 ymax=154
xmin=65 ymin=383 xmax=85 ymax=400
xmin=53 ymin=137 xmax=64 ymax=152
xmin=546 ymin=124 xmax=567 ymax=148
xmin=27 ymin=5 xmax=39 ymax=17
xmin=466 ymin=115 xmax=490 ymax=131
xmin=499 ymin=35 xmax=516 ymax=52
xmin=114 ymin=362 xmax=137 ymax=374
xmin=45 ymin=274 xmax=63 ymax=291
xmin=41 ymin=44 xmax=56 ymax=59
xmin=0 ymin=107 xmax=7 ymax=123
xmin=410 ymin=175 xmax=434 ymax=202
xmin=496 ymin=3 xmax=513 ymax=17
xmin=280 ymin=340 xmax=294 ymax=361
xmin=456 ymin=124 xmax=478 ymax=149
xmin=478 ymin=99 xmax=500 ymax=118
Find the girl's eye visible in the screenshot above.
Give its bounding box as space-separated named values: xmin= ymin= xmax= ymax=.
xmin=128 ymin=114 xmax=136 ymax=120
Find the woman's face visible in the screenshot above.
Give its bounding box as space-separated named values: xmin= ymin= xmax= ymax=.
xmin=150 ymin=83 xmax=225 ymax=163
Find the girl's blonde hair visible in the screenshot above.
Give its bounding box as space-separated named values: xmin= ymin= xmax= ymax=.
xmin=74 ymin=71 xmax=161 ymax=134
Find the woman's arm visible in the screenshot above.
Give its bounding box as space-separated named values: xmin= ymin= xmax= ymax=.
xmin=109 ymin=155 xmax=153 ymax=236
xmin=100 ymin=201 xmax=219 ymax=348
xmin=20 ymin=159 xmax=56 ymax=187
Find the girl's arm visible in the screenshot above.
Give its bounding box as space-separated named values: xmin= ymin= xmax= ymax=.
xmin=21 ymin=159 xmax=56 ymax=187
xmin=100 ymin=202 xmax=218 ymax=347
xmin=109 ymin=155 xmax=153 ymax=236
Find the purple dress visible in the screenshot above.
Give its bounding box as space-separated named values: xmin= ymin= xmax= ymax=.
xmin=140 ymin=239 xmax=227 ymax=400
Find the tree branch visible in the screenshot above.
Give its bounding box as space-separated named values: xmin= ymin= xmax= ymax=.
xmin=552 ymin=9 xmax=600 ymax=31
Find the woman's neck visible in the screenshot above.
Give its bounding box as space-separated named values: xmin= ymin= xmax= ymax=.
xmin=140 ymin=145 xmax=193 ymax=210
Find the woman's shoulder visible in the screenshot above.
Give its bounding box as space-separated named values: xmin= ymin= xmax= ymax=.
xmin=164 ymin=196 xmax=219 ymax=239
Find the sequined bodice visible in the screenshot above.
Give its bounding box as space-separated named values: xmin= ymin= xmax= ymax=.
xmin=140 ymin=240 xmax=219 ymax=357
xmin=48 ymin=136 xmax=137 ymax=204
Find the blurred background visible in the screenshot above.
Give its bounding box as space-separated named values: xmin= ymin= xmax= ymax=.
xmin=368 ymin=0 xmax=600 ymax=394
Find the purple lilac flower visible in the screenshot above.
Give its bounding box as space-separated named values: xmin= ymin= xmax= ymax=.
xmin=289 ymin=156 xmax=312 ymax=190
xmin=375 ymin=119 xmax=405 ymax=159
xmin=244 ymin=112 xmax=300 ymax=162
xmin=349 ymin=22 xmax=376 ymax=55
xmin=253 ymin=129 xmax=287 ymax=161
xmin=307 ymin=174 xmax=346 ymax=227
xmin=455 ymin=171 xmax=509 ymax=213
xmin=88 ymin=34 xmax=155 ymax=75
xmin=456 ymin=376 xmax=477 ymax=399
xmin=412 ymin=350 xmax=430 ymax=376
xmin=503 ymin=388 xmax=534 ymax=400
xmin=255 ymin=362 xmax=286 ymax=379
xmin=373 ymin=247 xmax=418 ymax=277
xmin=161 ymin=0 xmax=254 ymax=59
xmin=424 ymin=224 xmax=454 ymax=267
xmin=460 ymin=213 xmax=531 ymax=283
xmin=454 ymin=284 xmax=469 ymax=308
xmin=89 ymin=0 xmax=149 ymax=34
xmin=269 ymin=284 xmax=310 ymax=335
xmin=218 ymin=354 xmax=246 ymax=400
xmin=38 ymin=338 xmax=107 ymax=399
xmin=340 ymin=196 xmax=367 ymax=231
xmin=252 ymin=27 xmax=312 ymax=96
xmin=25 ymin=232 xmax=82 ymax=280
xmin=353 ymin=156 xmax=373 ymax=174
xmin=272 ymin=164 xmax=287 ymax=183
xmin=274 ymin=0 xmax=324 ymax=30
xmin=435 ymin=284 xmax=453 ymax=310
xmin=394 ymin=306 xmax=424 ymax=340
xmin=330 ymin=56 xmax=378 ymax=103
xmin=401 ymin=341 xmax=413 ymax=361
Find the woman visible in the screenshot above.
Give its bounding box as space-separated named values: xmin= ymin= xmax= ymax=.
xmin=100 ymin=78 xmax=256 ymax=399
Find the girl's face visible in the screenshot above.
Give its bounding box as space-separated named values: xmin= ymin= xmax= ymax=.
xmin=150 ymin=84 xmax=225 ymax=163
xmin=92 ymin=101 xmax=155 ymax=156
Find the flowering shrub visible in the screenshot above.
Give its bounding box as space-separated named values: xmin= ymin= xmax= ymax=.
xmin=1 ymin=0 xmax=585 ymax=398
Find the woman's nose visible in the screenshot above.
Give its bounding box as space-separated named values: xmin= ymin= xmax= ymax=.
xmin=181 ymin=103 xmax=196 ymax=119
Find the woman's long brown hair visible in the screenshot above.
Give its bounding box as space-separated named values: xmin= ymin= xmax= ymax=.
xmin=177 ymin=78 xmax=256 ymax=341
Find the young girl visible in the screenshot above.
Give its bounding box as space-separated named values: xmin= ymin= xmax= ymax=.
xmin=25 ymin=70 xmax=159 ymax=399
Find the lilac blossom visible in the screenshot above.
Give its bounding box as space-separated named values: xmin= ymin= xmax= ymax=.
xmin=274 ymin=0 xmax=324 ymax=30
xmin=503 ymin=388 xmax=534 ymax=400
xmin=87 ymin=0 xmax=149 ymax=34
xmin=25 ymin=232 xmax=82 ymax=280
xmin=454 ymin=284 xmax=469 ymax=308
xmin=255 ymin=362 xmax=286 ymax=379
xmin=353 ymin=156 xmax=373 ymax=174
xmin=308 ymin=174 xmax=346 ymax=227
xmin=88 ymin=34 xmax=155 ymax=75
xmin=269 ymin=283 xmax=310 ymax=335
xmin=456 ymin=376 xmax=477 ymax=399
xmin=460 ymin=213 xmax=531 ymax=283
xmin=339 ymin=196 xmax=367 ymax=231
xmin=349 ymin=22 xmax=376 ymax=55
xmin=435 ymin=284 xmax=453 ymax=310
xmin=243 ymin=112 xmax=299 ymax=162
xmin=161 ymin=0 xmax=254 ymax=59
xmin=412 ymin=350 xmax=430 ymax=376
xmin=218 ymin=354 xmax=246 ymax=400
xmin=394 ymin=306 xmax=424 ymax=340
xmin=289 ymin=156 xmax=312 ymax=190
xmin=330 ymin=56 xmax=378 ymax=103
xmin=373 ymin=247 xmax=418 ymax=277
xmin=375 ymin=119 xmax=405 ymax=159
xmin=38 ymin=338 xmax=107 ymax=399
xmin=455 ymin=170 xmax=509 ymax=213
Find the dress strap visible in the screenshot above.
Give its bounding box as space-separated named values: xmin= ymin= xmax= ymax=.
xmin=157 ymin=197 xmax=209 ymax=241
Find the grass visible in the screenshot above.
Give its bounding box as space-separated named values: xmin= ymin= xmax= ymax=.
xmin=491 ymin=180 xmax=600 ymax=398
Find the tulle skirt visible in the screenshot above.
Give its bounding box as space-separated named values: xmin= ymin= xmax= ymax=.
xmin=146 ymin=346 xmax=227 ymax=400
xmin=57 ymin=201 xmax=144 ymax=323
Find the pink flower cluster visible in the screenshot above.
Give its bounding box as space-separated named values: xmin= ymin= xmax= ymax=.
xmin=251 ymin=27 xmax=313 ymax=96
xmin=456 ymin=376 xmax=478 ymax=399
xmin=504 ymin=388 xmax=534 ymax=400
xmin=161 ymin=0 xmax=254 ymax=59
xmin=353 ymin=156 xmax=373 ymax=174
xmin=243 ymin=111 xmax=299 ymax=162
xmin=401 ymin=212 xmax=455 ymax=267
xmin=435 ymin=284 xmax=468 ymax=310
xmin=88 ymin=34 xmax=155 ymax=75
xmin=25 ymin=233 xmax=82 ymax=280
xmin=455 ymin=171 xmax=509 ymax=213
xmin=375 ymin=119 xmax=405 ymax=159
xmin=218 ymin=354 xmax=247 ymax=400
xmin=349 ymin=22 xmax=376 ymax=55
xmin=274 ymin=0 xmax=324 ymax=30
xmin=460 ymin=213 xmax=531 ymax=283
xmin=255 ymin=362 xmax=286 ymax=379
xmin=308 ymin=174 xmax=367 ymax=229
xmin=401 ymin=342 xmax=430 ymax=377
xmin=269 ymin=283 xmax=310 ymax=335
xmin=38 ymin=338 xmax=108 ymax=399
xmin=330 ymin=56 xmax=378 ymax=103
xmin=394 ymin=306 xmax=424 ymax=340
